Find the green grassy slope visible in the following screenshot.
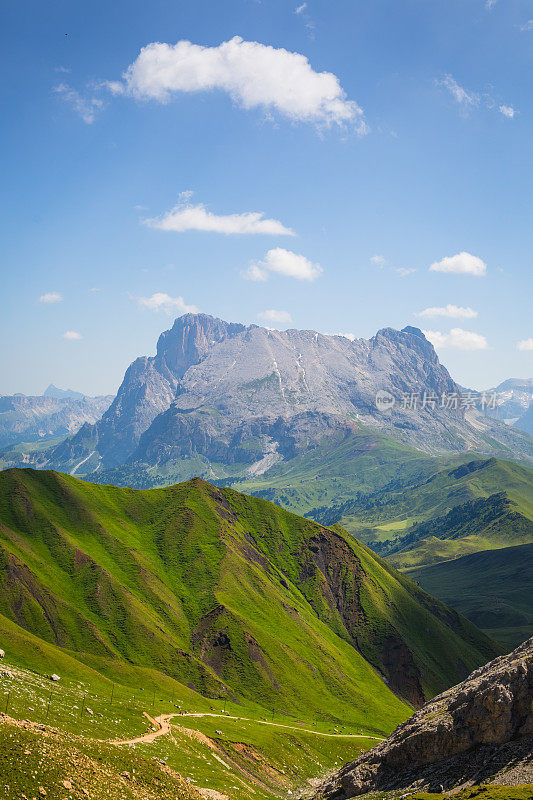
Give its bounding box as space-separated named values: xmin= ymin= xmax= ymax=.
xmin=303 ymin=455 xmax=533 ymax=648
xmin=310 ymin=457 xmax=533 ymax=545
xmin=411 ymin=542 xmax=533 ymax=648
xmin=0 ymin=468 xmax=498 ymax=725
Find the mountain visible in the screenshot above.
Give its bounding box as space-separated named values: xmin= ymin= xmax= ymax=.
xmin=515 ymin=402 xmax=533 ymax=437
xmin=315 ymin=636 xmax=533 ymax=798
xmin=0 ymin=468 xmax=499 ymax=723
xmin=0 ymin=392 xmax=113 ymax=451
xmin=304 ymin=456 xmax=533 ymax=647
xmin=487 ymin=378 xmax=533 ymax=427
xmin=22 ymin=314 xmax=533 ymax=482
xmin=43 ymin=383 xmax=86 ymax=400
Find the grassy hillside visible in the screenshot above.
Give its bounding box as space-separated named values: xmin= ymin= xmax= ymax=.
xmin=0 ymin=469 xmax=499 ymax=725
xmin=302 ymin=455 xmax=533 ymax=647
xmin=411 ymin=542 xmax=533 ymax=649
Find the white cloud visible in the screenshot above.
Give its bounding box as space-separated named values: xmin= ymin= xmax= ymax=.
xmin=415 ymin=304 xmax=478 ymax=319
xmin=111 ymin=36 xmax=366 ymax=130
xmin=138 ymin=292 xmax=198 ymax=314
xmin=53 ymin=83 xmax=103 ymax=124
xmin=370 ymin=254 xmax=386 ymax=268
xmin=243 ymin=248 xmax=322 ymax=282
xmin=295 ymin=2 xmax=307 ymax=13
xmin=423 ymin=328 xmax=488 ymax=350
xmin=520 ymin=20 xmax=533 ymax=31
xmin=499 ymin=104 xmax=517 ymax=119
xmin=63 ymin=330 xmax=82 ymax=340
xmin=145 ymin=200 xmax=294 ymax=236
xmin=39 ymin=292 xmax=63 ymax=304
xmin=257 ymin=309 xmax=292 ymax=324
xmin=396 ymin=267 xmax=417 ymax=277
xmin=517 ymin=338 xmax=533 ymax=351
xmin=437 ymin=75 xmax=479 ymax=106
xmin=429 ymin=252 xmax=487 ymax=277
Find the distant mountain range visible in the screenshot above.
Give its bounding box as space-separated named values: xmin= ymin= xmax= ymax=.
xmin=0 ymin=389 xmax=113 ymax=451
xmin=486 ymin=377 xmax=533 ymax=433
xmin=9 ymin=313 xmax=532 ymax=482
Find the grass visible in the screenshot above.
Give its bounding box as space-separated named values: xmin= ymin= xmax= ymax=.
xmin=0 ymin=716 xmax=203 ymax=800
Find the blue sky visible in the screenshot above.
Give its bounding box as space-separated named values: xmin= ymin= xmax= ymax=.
xmin=1 ymin=0 xmax=532 ymax=395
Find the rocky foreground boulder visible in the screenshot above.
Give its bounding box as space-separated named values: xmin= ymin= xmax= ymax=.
xmin=315 ymin=637 xmax=533 ymax=798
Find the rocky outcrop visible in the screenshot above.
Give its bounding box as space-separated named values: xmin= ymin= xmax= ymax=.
xmin=315 ymin=637 xmax=533 ymax=798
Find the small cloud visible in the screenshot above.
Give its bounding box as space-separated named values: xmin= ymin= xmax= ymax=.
xmin=39 ymin=292 xmax=63 ymax=304
xmin=370 ymin=255 xmax=386 ymax=268
xmin=244 ymin=263 xmax=269 ymax=282
xmin=437 ymin=75 xmax=516 ymax=121
xmin=486 ymin=0 xmax=498 ymax=8
xmin=294 ymin=2 xmax=315 ymax=38
xmin=53 ymin=83 xmax=103 ymax=124
xmin=54 ymin=66 xmax=71 ymax=74
xmin=429 ymin=252 xmax=487 ymax=277
xmin=437 ymin=75 xmax=479 ymax=107
xmin=145 ymin=199 xmax=295 ymax=236
xmin=396 ymin=267 xmax=417 ymax=277
xmin=520 ymin=20 xmax=533 ymax=31
xmin=499 ymin=104 xmax=517 ymax=119
xmin=63 ymin=330 xmax=83 ymax=340
xmin=257 ymin=309 xmax=292 ymax=324
xmin=137 ymin=292 xmax=198 ymax=314
xmin=243 ymin=248 xmax=322 ymax=282
xmin=415 ymin=304 xmax=478 ymax=319
xmin=90 ymin=287 xmax=101 ymax=292
xmin=517 ymin=338 xmax=533 ymax=351
xmin=423 ymin=328 xmax=488 ymax=350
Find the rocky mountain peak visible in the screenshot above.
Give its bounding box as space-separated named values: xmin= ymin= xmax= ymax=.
xmin=156 ymin=313 xmax=248 ymax=375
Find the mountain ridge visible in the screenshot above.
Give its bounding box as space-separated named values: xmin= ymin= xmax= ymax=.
xmin=0 ymin=467 xmax=500 ymax=722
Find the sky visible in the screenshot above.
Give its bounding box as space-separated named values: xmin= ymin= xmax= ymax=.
xmin=1 ymin=0 xmax=532 ymax=396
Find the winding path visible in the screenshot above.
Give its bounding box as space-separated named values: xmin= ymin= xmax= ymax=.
xmin=110 ymin=711 xmax=384 ymax=747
